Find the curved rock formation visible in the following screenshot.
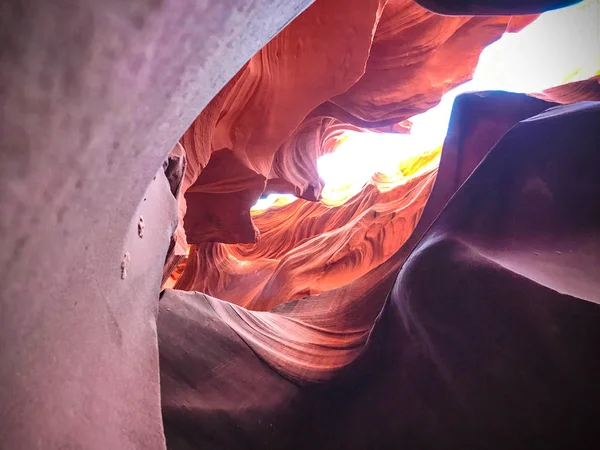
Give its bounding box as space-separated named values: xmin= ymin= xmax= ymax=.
xmin=180 ymin=0 xmax=387 ymax=245
xmin=267 ymin=117 xmax=367 ymax=201
xmin=327 ymin=2 xmax=517 ymax=123
xmin=175 ymin=147 xmax=439 ymax=310
xmin=175 ymin=0 xmax=526 ymax=257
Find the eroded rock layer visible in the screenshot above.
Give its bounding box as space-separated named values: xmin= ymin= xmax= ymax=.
xmin=174 ymin=0 xmax=525 ymax=258
xmin=175 ymin=147 xmax=439 ymax=310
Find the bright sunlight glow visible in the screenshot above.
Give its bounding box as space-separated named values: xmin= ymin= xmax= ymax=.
xmin=251 ymin=193 xmax=298 ymax=212
xmin=258 ymin=0 xmax=600 ymax=209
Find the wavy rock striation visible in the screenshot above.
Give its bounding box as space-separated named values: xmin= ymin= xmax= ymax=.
xmin=174 ymin=0 xmax=523 ymax=253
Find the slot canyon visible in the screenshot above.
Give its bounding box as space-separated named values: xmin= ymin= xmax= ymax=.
xmin=1 ymin=0 xmax=599 ymax=448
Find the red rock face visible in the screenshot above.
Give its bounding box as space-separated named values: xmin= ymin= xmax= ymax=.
xmin=179 ymin=0 xmax=388 ymax=244
xmin=176 ymin=154 xmax=438 ymax=310
xmin=169 ymin=0 xmax=600 ymax=303
xmin=328 ymin=2 xmax=514 ymax=123
xmin=267 ymin=117 xmax=360 ymax=201
xmin=168 ymin=0 xmax=528 ymax=296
